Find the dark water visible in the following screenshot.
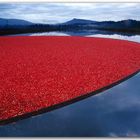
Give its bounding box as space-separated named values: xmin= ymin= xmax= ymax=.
xmin=0 ymin=32 xmax=140 ymax=137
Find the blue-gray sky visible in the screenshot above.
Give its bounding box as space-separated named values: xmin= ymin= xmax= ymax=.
xmin=0 ymin=3 xmax=140 ymax=24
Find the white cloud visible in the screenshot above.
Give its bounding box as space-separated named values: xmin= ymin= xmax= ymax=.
xmin=0 ymin=3 xmax=140 ymax=23
xmin=109 ymin=131 xmax=139 ymax=137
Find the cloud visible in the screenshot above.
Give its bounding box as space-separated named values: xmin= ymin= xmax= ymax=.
xmin=109 ymin=131 xmax=139 ymax=137
xmin=0 ymin=3 xmax=140 ymax=23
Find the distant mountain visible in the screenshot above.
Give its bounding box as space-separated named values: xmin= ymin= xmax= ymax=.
xmin=0 ymin=18 xmax=139 ymax=29
xmin=0 ymin=18 xmax=140 ymax=35
xmin=63 ymin=18 xmax=140 ymax=31
xmin=0 ymin=18 xmax=33 ymax=27
xmin=63 ymin=18 xmax=98 ymax=25
xmin=98 ymin=19 xmax=140 ymax=29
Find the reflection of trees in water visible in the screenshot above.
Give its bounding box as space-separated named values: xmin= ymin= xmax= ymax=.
xmin=0 ymin=24 xmax=140 ymax=36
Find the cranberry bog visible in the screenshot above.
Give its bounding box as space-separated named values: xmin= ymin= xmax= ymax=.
xmin=0 ymin=36 xmax=140 ymax=124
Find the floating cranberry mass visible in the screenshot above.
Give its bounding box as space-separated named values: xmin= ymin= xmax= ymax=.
xmin=0 ymin=36 xmax=140 ymax=124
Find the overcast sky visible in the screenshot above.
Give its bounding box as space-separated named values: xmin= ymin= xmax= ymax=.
xmin=0 ymin=3 xmax=140 ymax=24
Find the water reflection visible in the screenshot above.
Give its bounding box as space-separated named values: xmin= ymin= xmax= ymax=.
xmin=13 ymin=31 xmax=140 ymax=43
xmin=87 ymin=34 xmax=140 ymax=43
